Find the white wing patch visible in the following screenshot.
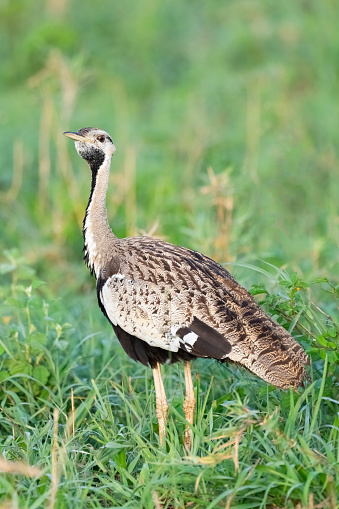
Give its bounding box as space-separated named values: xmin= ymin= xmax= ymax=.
xmin=180 ymin=331 xmax=198 ymax=352
xmin=170 ymin=325 xmax=199 ymax=353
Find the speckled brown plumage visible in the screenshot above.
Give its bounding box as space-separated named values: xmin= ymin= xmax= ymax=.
xmin=97 ymin=236 xmax=309 ymax=389
xmin=64 ymin=127 xmax=310 ymax=392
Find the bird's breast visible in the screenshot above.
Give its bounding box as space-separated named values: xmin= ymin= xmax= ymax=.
xmin=99 ymin=273 xmax=183 ymax=352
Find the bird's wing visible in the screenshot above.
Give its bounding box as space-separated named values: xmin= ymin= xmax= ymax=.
xmin=173 ymin=316 xmax=232 ymax=358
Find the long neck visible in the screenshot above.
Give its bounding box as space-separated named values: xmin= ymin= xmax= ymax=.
xmin=83 ymin=154 xmax=116 ymax=276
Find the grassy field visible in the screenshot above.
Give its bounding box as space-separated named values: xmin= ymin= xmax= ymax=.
xmin=0 ymin=0 xmax=339 ymax=507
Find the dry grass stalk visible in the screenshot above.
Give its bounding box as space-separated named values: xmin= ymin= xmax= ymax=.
xmin=138 ymin=219 xmax=165 ymax=240
xmin=0 ymin=500 xmax=18 ymax=509
xmin=326 ymin=474 xmax=337 ymax=509
xmin=124 ymin=146 xmax=137 ymax=237
xmin=51 ymin=52 xmax=83 ymax=231
xmin=151 ymin=491 xmax=162 ymax=509
xmin=231 ymin=431 xmax=243 ymax=472
xmin=38 ymin=94 xmax=53 ymax=214
xmin=197 ymin=429 xmax=245 ymax=468
xmin=29 ymin=50 xmax=79 ymax=123
xmin=243 ymin=83 xmax=261 ymax=184
xmin=201 ymin=167 xmax=234 ymax=263
xmin=3 ymin=140 xmax=24 ymax=204
xmin=290 ymin=497 xmax=334 ymax=509
xmin=196 ymin=451 xmax=233 ymax=466
xmin=128 ymin=376 xmax=134 ymax=395
xmin=177 ymin=94 xmax=210 ymax=189
xmin=46 ymin=0 xmax=69 ymax=17
xmin=0 ymin=458 xmax=43 ymax=478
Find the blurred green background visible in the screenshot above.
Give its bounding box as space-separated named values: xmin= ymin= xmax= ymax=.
xmin=0 ymin=0 xmax=338 ymax=293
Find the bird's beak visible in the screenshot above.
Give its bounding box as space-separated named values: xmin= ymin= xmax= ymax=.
xmin=63 ymin=131 xmax=93 ymax=143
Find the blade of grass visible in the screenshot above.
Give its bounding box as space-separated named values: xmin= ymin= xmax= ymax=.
xmin=309 ymin=354 xmax=328 ymax=438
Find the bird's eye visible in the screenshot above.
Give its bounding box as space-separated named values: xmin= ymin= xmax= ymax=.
xmin=97 ymin=135 xmax=105 ymax=143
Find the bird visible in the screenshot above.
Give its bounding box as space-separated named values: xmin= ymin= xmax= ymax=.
xmin=64 ymin=127 xmax=310 ymax=449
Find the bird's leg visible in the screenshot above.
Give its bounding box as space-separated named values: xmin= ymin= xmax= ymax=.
xmin=183 ymin=361 xmax=196 ymax=451
xmin=152 ymin=362 xmax=168 ymax=445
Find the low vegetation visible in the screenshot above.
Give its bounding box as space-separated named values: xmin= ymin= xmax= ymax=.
xmin=1 ymin=251 xmax=338 ymax=507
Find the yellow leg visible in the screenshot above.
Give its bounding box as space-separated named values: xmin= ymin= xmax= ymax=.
xmin=183 ymin=361 xmax=196 ymax=451
xmin=152 ymin=362 xmax=168 ymax=445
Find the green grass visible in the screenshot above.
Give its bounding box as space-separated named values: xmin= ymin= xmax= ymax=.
xmin=0 ymin=252 xmax=338 ymax=508
xmin=0 ymin=0 xmax=339 ymax=507
xmin=1 ymin=0 xmax=339 ymax=283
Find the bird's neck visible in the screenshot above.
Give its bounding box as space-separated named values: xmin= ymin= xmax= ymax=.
xmin=83 ymin=154 xmax=116 ymax=276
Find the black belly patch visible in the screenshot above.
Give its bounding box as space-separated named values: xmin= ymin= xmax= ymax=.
xmin=112 ymin=324 xmax=195 ymax=368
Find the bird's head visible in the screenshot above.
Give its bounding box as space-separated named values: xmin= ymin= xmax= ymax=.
xmin=64 ymin=127 xmax=116 ymax=166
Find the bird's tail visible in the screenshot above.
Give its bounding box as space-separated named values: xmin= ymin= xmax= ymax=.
xmin=234 ymin=298 xmax=310 ymax=389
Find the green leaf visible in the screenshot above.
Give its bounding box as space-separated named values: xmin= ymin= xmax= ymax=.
xmin=327 ymin=341 xmax=337 ymax=349
xmin=54 ymin=340 xmax=69 ymax=350
xmin=297 ymin=281 xmax=309 ymax=288
xmin=32 ymin=365 xmax=49 ymax=385
xmin=32 ymin=279 xmax=46 ymax=289
xmin=326 ymin=351 xmax=338 ymax=363
xmin=6 ymin=296 xmax=29 ymax=308
xmin=249 ymin=283 xmax=268 ymax=295
xmin=105 ymin=441 xmax=130 ymax=453
xmin=115 ymin=449 xmax=127 ymax=469
xmin=327 ymin=328 xmax=337 ymax=338
xmin=28 ymin=295 xmax=44 ymax=309
xmin=258 ymin=384 xmax=276 ymax=397
xmin=0 ymin=370 xmax=9 ymax=382
xmin=0 ymin=344 xmax=5 ymax=356
xmin=312 ymin=277 xmax=329 ymax=284
xmin=279 ymin=280 xmax=290 ymax=287
xmin=8 ymin=360 xmax=33 ymax=377
xmin=26 ymin=332 xmax=47 ymax=353
xmin=306 ymin=347 xmax=322 ymax=355
xmin=317 ymin=335 xmax=329 ymax=347
xmin=290 ymin=272 xmax=298 ymax=285
xmin=36 ymin=475 xmax=50 ymax=496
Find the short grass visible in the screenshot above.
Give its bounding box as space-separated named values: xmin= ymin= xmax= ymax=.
xmin=1 ymin=0 xmax=339 ymax=507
